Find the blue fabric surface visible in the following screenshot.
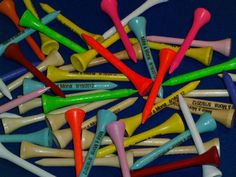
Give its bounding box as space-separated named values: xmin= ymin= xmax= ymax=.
xmin=0 ymin=0 xmax=235 ymax=177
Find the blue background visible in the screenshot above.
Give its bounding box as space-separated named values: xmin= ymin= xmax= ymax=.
xmin=0 ymin=0 xmax=235 ymax=176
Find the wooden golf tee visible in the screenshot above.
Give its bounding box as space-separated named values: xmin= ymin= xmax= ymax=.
xmin=178 ymin=95 xmax=222 ymax=177
xmin=218 ymin=72 xmax=236 ymax=82
xmin=0 ymin=0 xmax=45 ymax=60
xmin=2 ymin=113 xmax=46 ymax=134
xmin=4 ymin=44 xmax=65 ymax=97
xmin=34 ymin=157 xmax=129 ymax=168
xmin=82 ymin=33 xmax=153 ymax=96
xmin=142 ymin=48 xmax=176 ymax=123
xmin=152 ymin=97 xmax=235 ymax=128
xmin=34 ymin=152 xmax=134 ymax=168
xmin=20 ymin=141 xmax=74 ymax=160
xmin=169 ymin=8 xmax=211 ymax=74
xmin=185 ymin=89 xmax=230 ymax=98
xmin=53 ymin=128 xmax=192 ymax=150
xmin=148 ymin=96 xmax=234 ymax=110
xmin=0 ymin=78 xmax=12 ymax=99
xmin=19 ymin=138 xmax=220 ymax=159
xmin=107 ymin=120 xmax=131 ymax=177
xmin=101 ymin=0 xmax=137 ymax=62
xmin=80 ymin=110 xmax=117 ymax=177
xmin=0 ymin=113 xmax=21 ymax=119
xmin=65 ymin=108 xmax=85 ymax=176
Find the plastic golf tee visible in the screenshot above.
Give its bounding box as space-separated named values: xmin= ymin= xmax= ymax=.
xmin=101 ymin=0 xmax=137 ymax=62
xmin=65 ymin=109 xmax=85 ymax=176
xmin=79 ymin=110 xmax=117 ymax=177
xmin=142 ymin=49 xmax=176 ymax=124
xmin=82 ymin=33 xmax=153 ymax=96
xmin=4 ymin=44 xmax=65 ymax=97
xmin=169 ymin=8 xmax=211 ymax=74
xmin=107 ymin=120 xmax=131 ymax=177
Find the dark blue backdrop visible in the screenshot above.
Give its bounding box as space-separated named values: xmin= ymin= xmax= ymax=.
xmin=0 ymin=0 xmax=235 ymax=177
